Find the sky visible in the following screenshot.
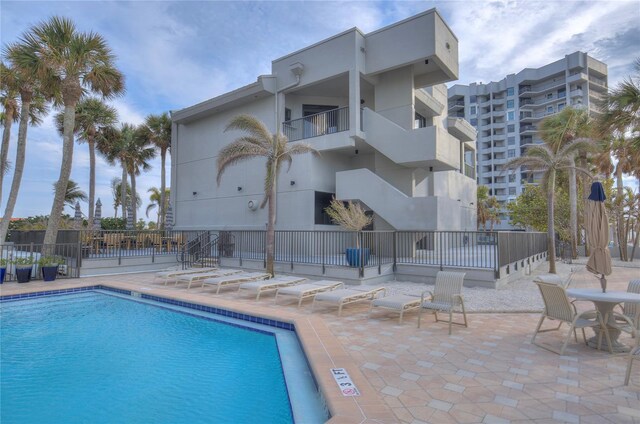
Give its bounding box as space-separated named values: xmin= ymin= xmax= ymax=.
xmin=1 ymin=0 xmax=639 ymax=221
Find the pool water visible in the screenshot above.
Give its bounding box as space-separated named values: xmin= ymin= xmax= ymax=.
xmin=0 ymin=291 xmax=324 ymax=423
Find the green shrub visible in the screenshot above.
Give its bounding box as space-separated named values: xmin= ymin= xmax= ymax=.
xmin=12 ymin=257 xmax=34 ymax=267
xmin=39 ymin=256 xmax=63 ymax=267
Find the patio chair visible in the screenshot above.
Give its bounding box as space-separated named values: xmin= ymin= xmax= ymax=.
xmin=237 ymin=276 xmax=308 ymax=300
xmin=417 ymin=271 xmax=468 ymax=335
xmin=154 ymin=267 xmax=219 ymax=285
xmin=200 ymin=272 xmax=270 ymax=294
xmin=312 ymin=286 xmax=386 ymax=316
xmin=625 ymin=326 xmax=639 ymax=385
xmin=610 ymin=280 xmax=640 ymax=335
xmin=368 ymin=293 xmax=422 ymax=323
xmin=275 ymin=281 xmax=344 ymax=308
xmin=532 ymin=280 xmax=613 ymax=355
xmin=175 ymin=268 xmax=242 ymax=289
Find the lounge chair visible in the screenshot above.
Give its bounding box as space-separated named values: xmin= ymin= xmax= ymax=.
xmin=312 ymin=286 xmax=386 ymax=316
xmin=275 ymin=281 xmax=344 ymax=308
xmin=237 ymin=276 xmax=308 ymax=300
xmin=532 ymin=280 xmax=612 ymax=355
xmin=625 ymin=327 xmax=639 ymax=385
xmin=154 ymin=267 xmax=218 ymax=285
xmin=418 ymin=271 xmax=468 ymax=334
xmin=201 ymin=272 xmax=270 ymax=294
xmin=176 ymin=268 xmax=243 ymax=289
xmin=369 ymin=293 xmax=422 ymax=323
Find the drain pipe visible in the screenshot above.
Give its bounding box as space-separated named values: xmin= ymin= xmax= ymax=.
xmin=274 ymin=62 xmax=304 ymax=135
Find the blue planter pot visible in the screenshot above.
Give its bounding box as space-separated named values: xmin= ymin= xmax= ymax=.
xmin=16 ymin=267 xmax=32 ymax=283
xmin=0 ymin=267 xmax=5 ymax=284
xmin=345 ymin=248 xmax=370 ymax=267
xmin=41 ymin=266 xmax=58 ymax=282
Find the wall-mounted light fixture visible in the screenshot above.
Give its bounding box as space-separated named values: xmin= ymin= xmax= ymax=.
xmin=470 ymin=202 xmax=474 ymax=205
xmin=424 ymin=59 xmax=429 ymax=65
xmin=355 ymin=149 xmax=359 ymax=155
xmin=237 ymin=186 xmax=242 ymax=191
xmin=429 ymin=167 xmax=433 ymax=172
xmin=192 ymin=191 xmax=197 ymax=196
xmin=290 ymin=180 xmax=295 ymax=186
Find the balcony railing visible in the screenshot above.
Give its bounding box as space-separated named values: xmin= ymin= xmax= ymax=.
xmin=520 ymin=125 xmax=537 ymax=133
xmin=282 ymin=106 xmax=349 ymax=142
xmin=464 ymin=164 xmax=476 ymax=179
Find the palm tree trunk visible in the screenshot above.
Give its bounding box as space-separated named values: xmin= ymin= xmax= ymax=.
xmin=160 ymin=149 xmax=166 ymax=230
xmin=547 ymin=169 xmax=557 ymax=274
xmin=615 ymin=166 xmax=627 ymax=261
xmin=631 ymin=219 xmax=639 ymax=262
xmin=0 ymin=101 xmax=29 ymax=243
xmin=265 ymin=179 xmax=276 ymax=276
xmin=0 ymin=107 xmax=14 ymax=206
xmin=130 ymin=171 xmax=137 ymax=225
xmin=88 ymin=138 xmax=96 ymax=227
xmin=568 ymin=164 xmax=578 ymax=259
xmin=120 ymin=166 xmax=127 ymax=220
xmin=44 ymin=103 xmax=76 ymax=245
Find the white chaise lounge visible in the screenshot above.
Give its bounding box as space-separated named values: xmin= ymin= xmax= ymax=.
xmin=237 ymin=276 xmax=308 ymax=300
xmin=175 ymin=269 xmax=242 ymax=289
xmin=275 ymin=281 xmax=344 ymax=308
xmin=312 ymin=286 xmax=386 ymax=316
xmin=201 ymin=272 xmax=270 ymax=294
xmin=154 ymin=267 xmax=218 ymax=285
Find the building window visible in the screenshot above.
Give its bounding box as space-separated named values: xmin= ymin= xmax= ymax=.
xmin=470 ymin=106 xmax=477 ymax=115
xmin=558 ymin=102 xmax=565 ymax=111
xmin=470 ymin=95 xmax=477 ymax=103
xmin=284 ymin=108 xmax=292 ymax=122
xmin=508 ymin=136 xmax=515 ymax=145
xmin=546 ymin=93 xmax=553 ymax=99
xmin=415 ymin=112 xmax=427 ymax=129
xmin=558 ymin=88 xmax=566 ymax=98
xmin=509 ymin=174 xmax=516 ymax=182
xmin=507 ymin=111 xmax=515 ymax=121
xmin=507 ymin=124 xmax=515 ymax=133
xmin=470 ymin=118 xmax=478 ymax=126
xmin=507 ymin=99 xmax=514 ymax=109
xmin=508 ymin=149 xmax=516 ymax=158
xmin=507 ymin=87 xmax=514 ymax=96
xmin=509 ymin=187 xmax=517 ymax=195
xmin=547 ymin=106 xmax=554 ymax=113
xmin=315 ymin=192 xmax=337 ymax=225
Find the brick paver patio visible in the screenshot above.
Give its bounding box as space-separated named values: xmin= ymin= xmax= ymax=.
xmin=2 ymin=264 xmax=639 ymax=423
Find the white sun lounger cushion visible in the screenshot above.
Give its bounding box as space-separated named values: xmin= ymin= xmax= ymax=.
xmin=201 ymin=273 xmax=270 ymax=294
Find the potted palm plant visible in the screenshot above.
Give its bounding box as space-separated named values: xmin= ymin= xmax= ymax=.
xmin=325 ymin=198 xmax=373 ymax=267
xmin=12 ymin=257 xmax=35 ymax=283
xmin=0 ymin=258 xmax=7 ymax=284
xmin=39 ymin=256 xmax=62 ymax=282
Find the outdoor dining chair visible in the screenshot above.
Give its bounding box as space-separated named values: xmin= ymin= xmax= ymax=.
xmin=532 ymin=280 xmax=613 ymax=355
xmin=625 ymin=325 xmax=639 ymax=385
xmin=610 ymin=280 xmax=640 ymax=336
xmin=418 ymin=271 xmax=468 ymax=335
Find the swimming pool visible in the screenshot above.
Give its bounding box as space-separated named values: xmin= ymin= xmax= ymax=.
xmin=0 ymin=290 xmax=328 ymax=423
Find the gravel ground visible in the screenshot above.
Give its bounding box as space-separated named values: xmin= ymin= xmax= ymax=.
xmin=382 ymin=261 xmax=584 ymax=313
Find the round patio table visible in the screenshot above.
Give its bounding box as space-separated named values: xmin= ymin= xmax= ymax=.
xmin=566 ymin=288 xmax=640 ymax=352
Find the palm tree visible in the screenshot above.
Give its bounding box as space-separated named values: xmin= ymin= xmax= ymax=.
xmin=0 ymin=61 xmax=19 ymax=203
xmin=10 ymin=16 xmax=124 ymax=246
xmin=101 ymin=125 xmax=131 ymax=220
xmin=476 ymin=185 xmax=501 ymax=231
xmin=55 ymin=98 xmax=117 ymax=226
xmin=0 ymin=47 xmax=49 ymax=243
xmin=123 ymin=126 xmax=155 ymax=225
xmin=140 ymin=113 xmax=171 ymax=228
xmin=110 ymin=177 xmax=140 ymax=218
xmin=506 ymin=140 xmax=592 ymax=273
xmin=145 ymin=187 xmax=170 ymax=226
xmin=217 ymin=115 xmax=318 ymax=275
xmin=539 ymin=107 xmax=594 ymax=259
xmin=55 ymin=179 xmax=87 ymax=208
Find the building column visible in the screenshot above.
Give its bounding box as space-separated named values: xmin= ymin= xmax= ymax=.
xmin=349 ymin=69 xmax=361 ymax=135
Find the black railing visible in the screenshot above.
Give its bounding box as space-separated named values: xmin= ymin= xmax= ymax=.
xmin=0 ymin=243 xmax=80 ymax=282
xmin=282 ymin=107 xmax=349 ymax=142
xmin=209 ymin=230 xmax=546 ymax=276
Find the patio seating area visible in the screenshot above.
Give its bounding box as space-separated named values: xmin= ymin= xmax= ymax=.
xmin=1 ymin=264 xmax=638 ymax=423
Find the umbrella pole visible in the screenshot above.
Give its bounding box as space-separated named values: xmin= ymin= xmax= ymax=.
xmin=599 ymin=274 xmax=607 ymax=293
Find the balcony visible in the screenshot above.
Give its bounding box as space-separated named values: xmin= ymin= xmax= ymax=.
xmin=448 ymin=100 xmax=465 ymax=110
xmin=282 ymin=107 xmax=349 ymax=142
xmin=520 ymin=125 xmax=537 ymax=134
xmin=519 ymin=80 xmax=565 ymax=97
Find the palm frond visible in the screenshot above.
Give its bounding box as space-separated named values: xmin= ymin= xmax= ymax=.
xmin=224 ymin=114 xmax=271 ymax=147
xmin=216 ymin=141 xmax=268 ymax=185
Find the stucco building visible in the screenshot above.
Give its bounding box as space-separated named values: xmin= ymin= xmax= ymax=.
xmin=171 ymin=9 xmax=477 ymax=231
xmin=448 ymin=52 xmax=607 ymax=229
